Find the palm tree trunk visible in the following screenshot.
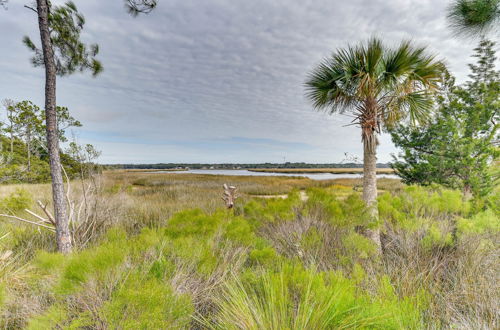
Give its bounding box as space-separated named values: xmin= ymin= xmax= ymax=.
xmin=362 ymin=136 xmax=382 ymax=252
xmin=36 ymin=0 xmax=72 ymax=254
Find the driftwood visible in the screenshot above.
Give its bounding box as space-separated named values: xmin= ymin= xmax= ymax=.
xmin=222 ymin=184 xmax=238 ymax=209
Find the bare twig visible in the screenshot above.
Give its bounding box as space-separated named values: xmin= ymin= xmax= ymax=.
xmin=61 ymin=166 xmax=74 ymax=224
xmin=23 ymin=4 xmax=37 ymax=13
xmin=37 ymin=200 xmax=56 ymax=226
xmin=0 ymin=214 xmax=55 ymax=231
xmin=24 ymin=209 xmax=52 ymax=224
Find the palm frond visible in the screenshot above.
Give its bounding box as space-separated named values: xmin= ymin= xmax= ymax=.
xmin=305 ymin=38 xmax=445 ymax=135
xmin=447 ymin=0 xmax=500 ymax=38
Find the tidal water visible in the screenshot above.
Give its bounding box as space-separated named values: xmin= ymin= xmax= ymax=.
xmin=147 ymin=169 xmax=399 ymax=181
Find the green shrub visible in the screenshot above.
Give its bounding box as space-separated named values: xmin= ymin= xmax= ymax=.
xmin=249 ymin=246 xmax=278 ymax=266
xmin=243 ymin=191 xmax=301 ymax=224
xmin=342 ymin=232 xmax=377 ymax=259
xmin=27 ymin=304 xmax=69 ymax=330
xmin=148 ymin=257 xmax=175 ymax=280
xmin=300 ymin=227 xmax=323 ymax=251
xmin=56 ymin=229 xmax=129 ymax=295
xmin=102 ymin=274 xmax=193 ymax=329
xmin=421 ymin=224 xmax=454 ymax=250
xmin=223 ymin=216 xmax=256 ymax=246
xmin=305 ymin=188 xmax=370 ymax=227
xmin=0 ymin=189 xmax=32 ymax=212
xmin=165 ymin=209 xmax=223 ymax=238
xmin=457 ymin=209 xmax=500 ymax=235
xmin=34 ymin=250 xmax=66 ymax=273
xmin=304 ymin=188 xmax=344 ymax=223
xmin=379 ymin=186 xmax=470 ymax=232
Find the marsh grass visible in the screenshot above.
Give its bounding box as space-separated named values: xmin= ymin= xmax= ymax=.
xmin=0 ymin=171 xmax=497 ymax=329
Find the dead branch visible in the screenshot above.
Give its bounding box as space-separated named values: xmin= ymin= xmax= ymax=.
xmin=61 ymin=165 xmax=75 ymax=224
xmin=24 ymin=209 xmax=52 ymax=224
xmin=222 ymin=184 xmax=238 ymax=209
xmin=23 ymin=4 xmax=37 ymax=13
xmin=37 ymin=200 xmax=56 ymax=225
xmin=0 ymin=214 xmax=55 ymax=231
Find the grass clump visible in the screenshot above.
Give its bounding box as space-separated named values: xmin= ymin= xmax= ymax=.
xmin=206 ymin=263 xmax=426 ymax=329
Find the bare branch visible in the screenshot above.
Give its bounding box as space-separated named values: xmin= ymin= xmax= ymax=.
xmin=222 ymin=184 xmax=238 ymax=209
xmin=24 ymin=209 xmax=52 ymax=224
xmin=23 ymin=4 xmax=37 ymax=13
xmin=37 ymin=201 xmax=56 ymax=226
xmin=0 ymin=214 xmax=55 ymax=231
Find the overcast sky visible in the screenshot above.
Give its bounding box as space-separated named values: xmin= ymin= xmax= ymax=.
xmin=0 ymin=0 xmax=484 ymax=164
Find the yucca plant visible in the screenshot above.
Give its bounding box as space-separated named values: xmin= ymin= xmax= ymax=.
xmin=447 ymin=0 xmax=500 ymax=38
xmin=305 ymin=38 xmax=444 ymax=250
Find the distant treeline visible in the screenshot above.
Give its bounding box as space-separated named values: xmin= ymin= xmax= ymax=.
xmin=107 ymin=162 xmax=392 ymax=170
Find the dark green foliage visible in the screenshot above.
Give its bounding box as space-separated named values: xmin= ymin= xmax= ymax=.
xmin=447 ymin=0 xmax=500 ymax=38
xmin=391 ymin=40 xmax=499 ymax=197
xmin=0 ymin=99 xmax=96 ymax=183
xmin=23 ymin=1 xmax=102 ymax=76
xmin=0 ymin=135 xmax=82 ymax=183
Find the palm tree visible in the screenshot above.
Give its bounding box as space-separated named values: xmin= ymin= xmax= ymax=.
xmin=447 ymin=0 xmax=499 ymax=38
xmin=305 ymin=38 xmax=444 ymax=251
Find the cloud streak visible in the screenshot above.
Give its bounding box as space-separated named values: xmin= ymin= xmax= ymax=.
xmin=0 ymin=0 xmax=480 ymax=163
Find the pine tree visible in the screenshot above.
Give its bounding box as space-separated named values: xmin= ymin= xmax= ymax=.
xmin=25 ymin=1 xmax=102 ymax=253
xmin=391 ymin=40 xmax=499 ymax=198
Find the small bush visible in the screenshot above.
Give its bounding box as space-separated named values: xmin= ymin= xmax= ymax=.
xmin=101 ymin=274 xmax=193 ymax=329
xmin=342 ymin=232 xmax=377 ymax=259
xmin=165 ymin=209 xmax=223 ymax=238
xmin=0 ymin=189 xmax=32 ymax=212
xmin=458 ymin=209 xmax=500 ymax=235
xmin=243 ymin=191 xmax=301 ymax=224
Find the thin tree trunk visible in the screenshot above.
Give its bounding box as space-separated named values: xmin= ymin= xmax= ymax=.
xmin=36 ymin=0 xmax=72 ymax=254
xmin=9 ymin=125 xmax=13 ymax=155
xmin=362 ymin=136 xmax=382 ymax=252
xmin=27 ymin=131 xmax=31 ymax=172
xmin=462 ymin=184 xmax=473 ymax=201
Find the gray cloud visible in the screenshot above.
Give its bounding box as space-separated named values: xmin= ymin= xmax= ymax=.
xmin=0 ymin=0 xmax=481 ymax=163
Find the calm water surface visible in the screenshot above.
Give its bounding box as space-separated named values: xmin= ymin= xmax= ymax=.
xmin=148 ymin=169 xmax=399 ymax=181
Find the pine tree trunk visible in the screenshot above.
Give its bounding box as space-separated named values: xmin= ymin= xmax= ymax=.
xmin=27 ymin=132 xmax=31 ymax=172
xmin=36 ymin=0 xmax=72 ymax=254
xmin=9 ymin=127 xmax=13 ymax=155
xmin=362 ymin=136 xmax=382 ymax=252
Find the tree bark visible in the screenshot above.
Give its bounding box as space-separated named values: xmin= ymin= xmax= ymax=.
xmin=27 ymin=130 xmax=31 ymax=172
xmin=362 ymin=136 xmax=382 ymax=252
xmin=9 ymin=125 xmax=13 ymax=156
xmin=462 ymin=184 xmax=473 ymax=201
xmin=36 ymin=0 xmax=72 ymax=254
